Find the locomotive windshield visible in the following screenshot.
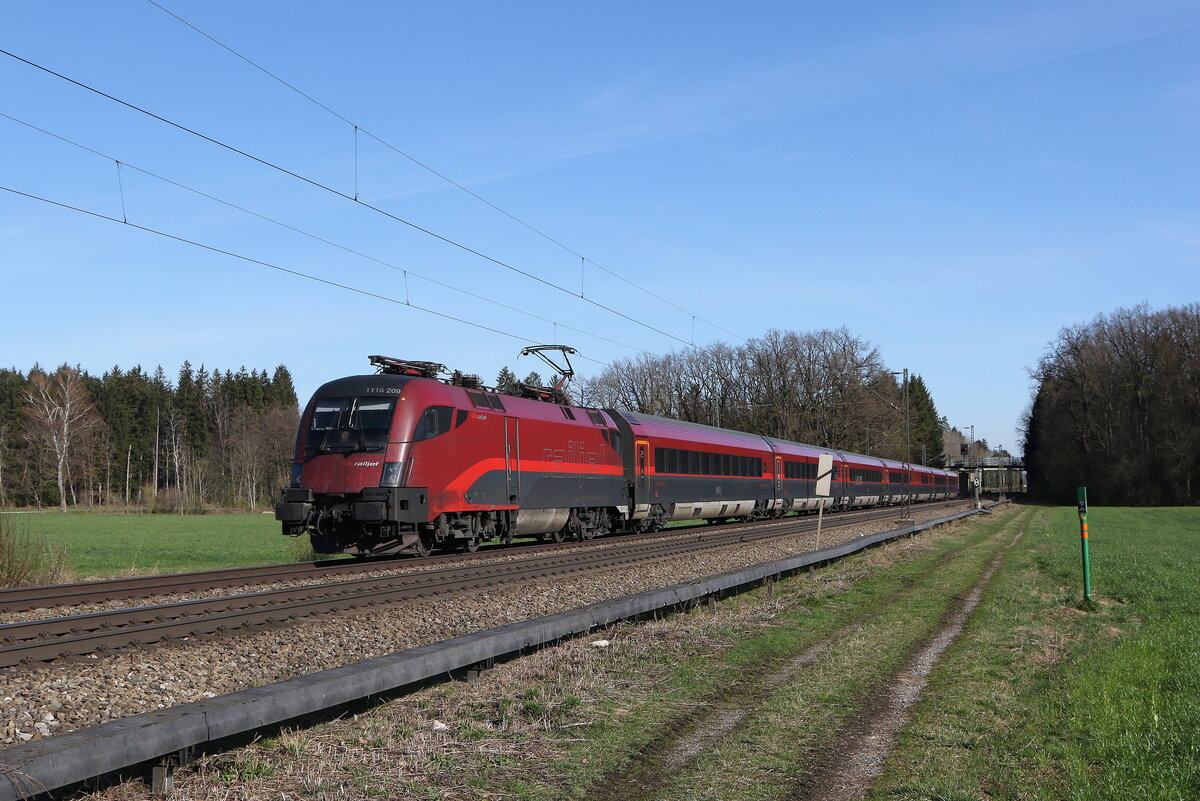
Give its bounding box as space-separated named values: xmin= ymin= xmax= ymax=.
xmin=307 ymin=396 xmax=396 ymax=455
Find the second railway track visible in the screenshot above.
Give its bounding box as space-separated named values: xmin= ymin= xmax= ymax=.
xmin=0 ymin=503 xmax=959 ymax=614
xmin=0 ymin=502 xmax=965 ymax=669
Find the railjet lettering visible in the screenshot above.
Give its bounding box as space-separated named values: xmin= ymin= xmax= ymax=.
xmin=353 ymin=461 xmax=381 ymax=468
xmin=542 ymin=440 xmax=600 ymax=475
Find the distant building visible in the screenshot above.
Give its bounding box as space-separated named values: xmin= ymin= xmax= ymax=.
xmin=942 ymin=427 xmax=993 ymax=464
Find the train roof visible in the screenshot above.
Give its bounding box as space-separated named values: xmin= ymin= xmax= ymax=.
xmin=615 ymin=411 xmax=770 ymax=450
xmin=311 ymin=373 xmax=414 ymax=397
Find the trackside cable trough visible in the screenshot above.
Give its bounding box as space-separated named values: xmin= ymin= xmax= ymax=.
xmin=0 ymin=503 xmax=1006 ymax=800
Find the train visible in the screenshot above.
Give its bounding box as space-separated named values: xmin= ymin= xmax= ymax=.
xmin=275 ymin=356 xmax=959 ymax=556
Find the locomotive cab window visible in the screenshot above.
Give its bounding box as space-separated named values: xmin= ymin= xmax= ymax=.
xmin=307 ymin=396 xmax=396 ymax=455
xmin=413 ymin=406 xmax=454 ymax=441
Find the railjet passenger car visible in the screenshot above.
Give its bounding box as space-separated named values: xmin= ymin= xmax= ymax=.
xmin=276 ymin=357 xmax=957 ymax=555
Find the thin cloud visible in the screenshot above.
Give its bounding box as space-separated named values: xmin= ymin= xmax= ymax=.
xmin=501 ymin=2 xmax=1200 ymax=165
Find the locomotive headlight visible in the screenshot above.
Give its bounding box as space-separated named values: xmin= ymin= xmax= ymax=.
xmin=380 ymin=461 xmax=404 ymax=487
xmin=290 ymin=462 xmax=304 ymax=488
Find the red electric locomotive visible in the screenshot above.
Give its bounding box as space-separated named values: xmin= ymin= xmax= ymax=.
xmin=276 ymin=356 xmax=629 ymax=555
xmin=276 ymin=355 xmax=958 ymax=555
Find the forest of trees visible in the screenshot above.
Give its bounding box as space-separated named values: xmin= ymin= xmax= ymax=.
xmin=1022 ymin=303 xmax=1199 ymax=505
xmin=0 ymin=362 xmax=298 ymax=511
xmin=575 ymin=328 xmax=946 ymax=466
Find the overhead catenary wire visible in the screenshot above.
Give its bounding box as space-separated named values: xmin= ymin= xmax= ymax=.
xmin=0 ymin=46 xmax=709 ymax=353
xmin=0 ymin=183 xmax=613 ymax=369
xmin=142 ymin=0 xmax=746 ymax=343
xmin=0 ymin=111 xmax=642 ymax=355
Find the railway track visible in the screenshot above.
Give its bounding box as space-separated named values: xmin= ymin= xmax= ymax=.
xmin=0 ymin=501 xmax=963 ymax=614
xmin=0 ymin=553 xmax=406 ymax=614
xmin=0 ymin=502 xmax=965 ymax=669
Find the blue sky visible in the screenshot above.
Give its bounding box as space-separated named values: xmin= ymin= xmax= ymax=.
xmin=2 ymin=1 xmax=1198 ymax=453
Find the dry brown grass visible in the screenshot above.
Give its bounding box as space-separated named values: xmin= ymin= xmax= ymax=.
xmin=0 ymin=513 xmax=72 ymax=589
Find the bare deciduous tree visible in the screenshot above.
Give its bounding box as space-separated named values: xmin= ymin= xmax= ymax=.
xmin=21 ymin=366 xmax=105 ymax=513
xmin=1023 ymin=303 xmax=1200 ymax=504
xmin=585 ymin=328 xmax=928 ymax=460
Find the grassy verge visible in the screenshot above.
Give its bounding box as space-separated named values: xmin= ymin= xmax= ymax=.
xmin=871 ymin=506 xmax=1200 ymax=801
xmin=0 ymin=512 xmax=73 ymax=587
xmin=140 ymin=507 xmax=1025 ymax=801
xmin=650 ymin=510 xmax=1025 ymax=801
xmin=5 ymin=511 xmax=307 ymax=578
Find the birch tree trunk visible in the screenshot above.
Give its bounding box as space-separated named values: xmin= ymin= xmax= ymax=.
xmin=21 ymin=366 xmax=104 ymax=513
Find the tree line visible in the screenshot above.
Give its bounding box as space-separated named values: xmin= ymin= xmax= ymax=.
xmin=574 ymin=327 xmax=946 ymax=466
xmin=0 ymin=327 xmax=956 ymax=511
xmin=1022 ymin=303 xmax=1199 ymax=505
xmin=0 ymin=362 xmax=298 ymax=511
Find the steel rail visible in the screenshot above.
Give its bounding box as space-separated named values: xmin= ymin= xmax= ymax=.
xmin=0 ymin=556 xmax=404 ymax=614
xmin=0 ymin=502 xmax=966 ymax=668
xmin=0 ymin=501 xmax=962 ymax=614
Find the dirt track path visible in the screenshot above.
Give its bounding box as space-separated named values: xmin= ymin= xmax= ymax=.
xmin=585 ymin=515 xmax=1024 ymax=801
xmin=799 ymin=524 xmax=1026 ymax=801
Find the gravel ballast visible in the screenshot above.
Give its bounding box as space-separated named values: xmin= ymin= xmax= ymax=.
xmin=0 ymin=505 xmax=966 ymax=746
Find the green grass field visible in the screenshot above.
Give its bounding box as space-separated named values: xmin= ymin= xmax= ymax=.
xmin=874 ymin=505 xmax=1200 ymax=801
xmin=3 ymin=511 xmax=309 ymax=578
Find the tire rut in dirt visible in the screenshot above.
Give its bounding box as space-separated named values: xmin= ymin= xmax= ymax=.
xmin=580 ymin=521 xmax=988 ymax=801
xmin=795 ymin=516 xmax=1029 ymax=801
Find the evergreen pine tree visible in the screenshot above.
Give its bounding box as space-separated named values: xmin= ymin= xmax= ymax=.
xmin=0 ymin=368 xmax=27 ymax=436
xmin=256 ymin=368 xmax=272 ymax=411
xmin=495 ymin=366 xmax=518 ymax=394
xmin=270 ymin=365 xmax=298 ymax=408
xmin=176 ymin=361 xmax=211 ymax=453
xmin=906 ymin=374 xmax=945 ymax=466
xmin=0 ymin=368 xmax=27 ymax=505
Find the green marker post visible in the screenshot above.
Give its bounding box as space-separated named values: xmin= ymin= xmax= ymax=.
xmin=1077 ymin=486 xmax=1092 ymax=602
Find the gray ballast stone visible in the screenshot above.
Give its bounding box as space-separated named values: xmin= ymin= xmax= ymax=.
xmin=0 ymin=506 xmax=990 ymax=801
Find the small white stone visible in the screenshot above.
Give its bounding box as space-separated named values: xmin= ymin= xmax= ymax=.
xmin=430 ymin=720 xmax=449 ymax=731
xmin=16 ymin=732 xmax=32 ymax=742
xmin=33 ymin=723 xmax=50 ymax=736
xmin=590 ymin=639 xmax=611 ymax=648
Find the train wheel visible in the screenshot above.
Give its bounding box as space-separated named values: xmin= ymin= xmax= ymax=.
xmin=411 ymin=533 xmax=434 ymax=558
xmin=461 ymin=536 xmax=481 ymax=553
